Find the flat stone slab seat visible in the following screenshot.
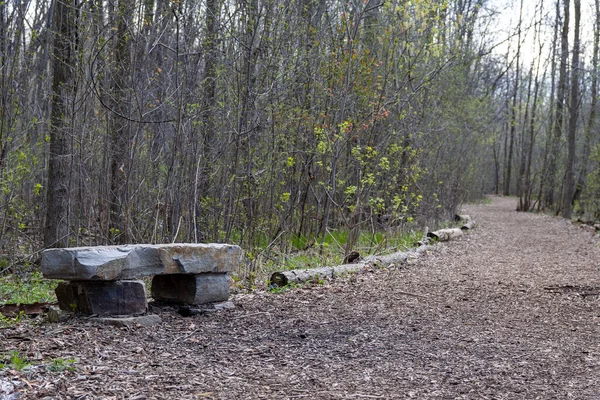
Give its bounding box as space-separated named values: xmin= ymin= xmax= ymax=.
xmin=41 ymin=243 xmax=242 ymax=316
xmin=42 ymin=243 xmax=241 ymax=280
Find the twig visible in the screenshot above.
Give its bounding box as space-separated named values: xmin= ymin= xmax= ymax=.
xmin=172 ymin=216 xmax=183 ymax=243
xmin=396 ymin=290 xmax=428 ymax=299
xmin=175 ymin=329 xmax=201 ymax=344
xmin=233 ymin=312 xmax=270 ymax=320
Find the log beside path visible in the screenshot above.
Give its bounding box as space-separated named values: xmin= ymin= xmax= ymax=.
xmin=426 ymin=214 xmax=476 ymax=242
xmin=427 ymin=227 xmax=464 ymax=242
xmin=271 ymin=215 xmax=476 ymax=287
xmin=270 ymin=245 xmax=434 ymax=287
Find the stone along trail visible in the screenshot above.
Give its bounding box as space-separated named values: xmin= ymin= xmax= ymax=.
xmin=1 ymin=196 xmax=599 ymax=399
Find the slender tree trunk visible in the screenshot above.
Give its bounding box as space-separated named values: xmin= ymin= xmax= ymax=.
xmin=45 ymin=0 xmax=76 ymax=248
xmin=195 ymin=0 xmax=221 ymax=242
xmin=517 ymin=67 xmax=532 ymax=210
xmin=562 ymin=0 xmax=581 ymax=219
xmin=573 ymin=0 xmax=599 ymax=205
xmin=109 ymin=0 xmax=135 ymax=244
xmin=0 ymin=1 xmax=7 ymax=173
xmin=296 ymin=0 xmax=318 ymax=240
xmin=545 ymin=0 xmax=569 ymax=211
xmin=504 ymin=0 xmax=523 ymax=196
xmin=537 ymin=0 xmax=560 ymax=210
xmin=519 ymin=2 xmax=544 ymax=212
xmin=493 ymin=139 xmax=500 ymax=195
xmin=523 ymin=64 xmax=544 ymax=211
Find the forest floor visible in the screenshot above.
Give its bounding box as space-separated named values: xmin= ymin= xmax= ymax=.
xmin=1 ymin=196 xmax=600 ymax=399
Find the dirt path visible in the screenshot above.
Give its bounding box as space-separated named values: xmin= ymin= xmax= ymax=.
xmin=2 ymin=196 xmax=600 ymax=399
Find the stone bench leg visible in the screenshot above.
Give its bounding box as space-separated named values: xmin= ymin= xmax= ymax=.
xmin=55 ymin=280 xmax=147 ymax=316
xmin=151 ymin=273 xmax=229 ymax=304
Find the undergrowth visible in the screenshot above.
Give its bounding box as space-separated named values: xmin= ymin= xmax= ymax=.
xmin=232 ymin=228 xmax=424 ymax=290
xmin=0 ymin=351 xmax=77 ymax=373
xmin=0 ymin=271 xmax=58 ymax=305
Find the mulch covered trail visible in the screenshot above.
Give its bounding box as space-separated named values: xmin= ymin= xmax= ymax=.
xmin=2 ymin=196 xmax=599 ymax=399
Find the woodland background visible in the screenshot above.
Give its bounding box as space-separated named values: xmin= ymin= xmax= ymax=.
xmin=0 ymin=0 xmax=598 ymax=275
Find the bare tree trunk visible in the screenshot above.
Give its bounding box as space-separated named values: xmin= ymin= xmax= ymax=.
xmin=493 ymin=139 xmax=500 ymax=195
xmin=561 ymin=0 xmax=580 ymax=219
xmin=522 ymin=65 xmax=544 ymax=212
xmin=0 ymin=1 xmax=7 ymax=173
xmin=537 ymin=0 xmax=560 ymax=210
xmin=519 ymin=2 xmax=545 ymax=212
xmin=517 ymin=66 xmax=532 ymax=210
xmin=45 ymin=0 xmax=76 ymax=248
xmin=108 ymin=0 xmax=135 ymax=244
xmin=545 ymin=0 xmax=569 ymax=211
xmin=504 ymin=0 xmax=523 ymax=196
xmin=573 ymin=0 xmax=599 ymax=205
xmin=195 ymin=0 xmax=221 ymax=242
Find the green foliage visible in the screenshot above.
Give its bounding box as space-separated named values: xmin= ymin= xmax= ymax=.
xmin=46 ymin=357 xmax=77 ymax=373
xmin=268 ymin=282 xmax=297 ymax=294
xmin=290 ymin=234 xmax=310 ymax=251
xmin=0 ymin=311 xmax=26 ymax=328
xmin=0 ymin=141 xmax=44 ymax=264
xmin=0 ymin=272 xmax=58 ymax=305
xmin=581 ymin=145 xmax=600 ymax=219
xmin=0 ymin=352 xmax=77 ymax=373
xmin=1 ymin=351 xmax=32 ymax=372
xmin=0 ymin=257 xmax=9 ymax=271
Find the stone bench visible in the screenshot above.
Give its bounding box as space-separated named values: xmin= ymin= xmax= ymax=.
xmin=41 ymin=243 xmax=242 ymax=316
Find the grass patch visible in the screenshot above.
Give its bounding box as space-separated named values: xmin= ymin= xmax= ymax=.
xmin=0 ymin=271 xmax=58 ymax=305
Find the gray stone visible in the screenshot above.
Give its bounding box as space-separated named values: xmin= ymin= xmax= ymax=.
xmin=55 ymin=280 xmax=147 ymax=316
xmin=151 ymin=273 xmax=229 ymax=304
xmin=0 ymin=379 xmax=16 ymax=397
xmin=42 ymin=243 xmax=242 ymax=280
xmin=90 ymin=314 xmax=162 ymax=327
xmin=46 ymin=306 xmax=72 ymax=323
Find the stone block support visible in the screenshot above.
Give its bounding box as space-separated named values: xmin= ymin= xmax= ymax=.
xmin=151 ymin=273 xmax=229 ymax=304
xmin=55 ymin=280 xmax=147 ymax=316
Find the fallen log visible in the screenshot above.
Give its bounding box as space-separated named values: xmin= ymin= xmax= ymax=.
xmin=455 ymin=214 xmax=475 ymax=230
xmin=269 ymin=245 xmax=434 ymax=287
xmin=416 ymin=227 xmax=431 ymax=246
xmin=270 ymin=266 xmax=335 ymax=287
xmin=369 ymin=244 xmax=433 ymax=265
xmin=271 ymin=214 xmax=477 ymax=287
xmin=579 ymin=224 xmax=597 ymax=233
xmin=460 ymin=219 xmax=475 ymax=230
xmin=428 ymin=228 xmax=463 ymax=242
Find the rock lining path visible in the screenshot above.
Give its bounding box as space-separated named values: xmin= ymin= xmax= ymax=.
xmin=1 ymin=196 xmax=599 ymax=399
